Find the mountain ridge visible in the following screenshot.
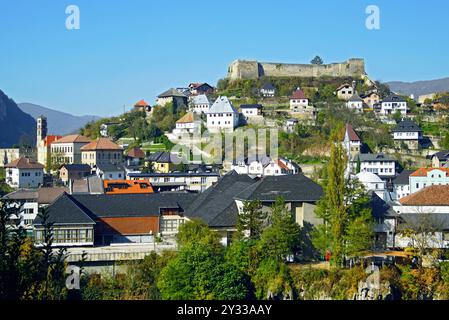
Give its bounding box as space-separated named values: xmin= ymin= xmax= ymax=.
xmin=387 ymin=77 xmax=449 ymax=98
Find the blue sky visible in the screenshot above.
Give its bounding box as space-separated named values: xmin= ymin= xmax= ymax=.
xmin=1 ymin=0 xmax=448 ymax=117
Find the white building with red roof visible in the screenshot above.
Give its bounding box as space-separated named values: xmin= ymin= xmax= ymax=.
xmin=4 ymin=157 xmax=45 ymax=188
xmin=51 ymin=134 xmax=92 ymax=165
xmin=343 ymin=123 xmax=362 ymax=161
xmin=289 ymin=87 xmax=309 ymax=111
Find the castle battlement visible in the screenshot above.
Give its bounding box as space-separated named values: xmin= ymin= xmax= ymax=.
xmin=227 ymin=58 xmax=366 ymax=80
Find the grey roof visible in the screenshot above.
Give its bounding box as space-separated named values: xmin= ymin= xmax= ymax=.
xmin=191 ymin=94 xmax=211 ymax=105
xmin=392 ymin=119 xmax=422 ymax=133
xmin=383 ymin=94 xmax=406 ymax=103
xmin=147 ymin=151 xmax=181 ymax=164
xmin=392 ymin=170 xmax=413 ymax=185
xmin=184 ymin=171 xmax=255 ymax=228
xmin=206 ymin=96 xmax=238 ymax=114
xmin=72 ymin=176 xmax=104 ymax=194
xmin=397 ymin=213 xmax=449 ymax=231
xmin=261 ymin=83 xmax=275 ymax=91
xmin=348 ymin=94 xmax=363 ymax=102
xmin=71 ymin=193 xmax=196 ymax=218
xmin=34 ymin=192 xmax=197 ymax=226
xmin=34 ymin=193 xmax=95 ymax=226
xmin=432 ymin=150 xmax=449 ymax=161
xmin=369 ymin=191 xmax=397 ymax=219
xmin=2 ymin=189 xmax=38 ymax=201
xmin=357 ymin=153 xmax=396 ymax=162
xmin=235 ymin=174 xmax=323 ymax=203
xmin=95 ymin=163 xmax=125 ymax=172
xmin=128 ymin=172 xmax=219 ymax=178
xmin=158 ymin=88 xmax=188 ymax=98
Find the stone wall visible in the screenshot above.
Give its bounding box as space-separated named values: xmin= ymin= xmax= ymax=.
xmin=227 ymin=59 xmax=366 ymax=80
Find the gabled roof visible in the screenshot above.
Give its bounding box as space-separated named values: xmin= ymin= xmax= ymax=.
xmin=176 ymin=112 xmax=196 ymax=124
xmin=191 ymin=94 xmax=211 ymax=105
xmin=346 ymin=123 xmax=361 ymax=141
xmin=4 ymin=157 xmax=44 ymax=169
xmin=61 ymin=164 xmax=92 ymax=172
xmin=206 ymin=96 xmax=238 ymax=114
xmin=348 ymin=93 xmax=363 ymax=102
xmin=291 ymin=88 xmax=307 ymax=100
xmin=235 ymin=174 xmax=323 ymax=203
xmin=147 ymin=151 xmax=181 ymax=164
xmin=157 ymin=88 xmax=188 ymax=98
xmin=52 ymin=134 xmax=91 ymax=144
xmin=392 ymin=119 xmax=422 ymax=133
xmin=127 ymin=147 xmax=145 ymax=159
xmin=184 ymin=171 xmax=255 ymax=228
xmin=383 ymin=94 xmax=406 ymax=103
xmin=369 ymin=191 xmax=397 ymax=219
xmin=392 ymin=169 xmax=414 ymax=185
xmin=337 ymin=83 xmax=352 ymax=91
xmin=432 ymin=150 xmax=449 ymax=161
xmin=80 ymin=138 xmax=123 ymax=151
xmin=357 ymin=153 xmax=396 ymax=162
xmin=95 ymin=163 xmax=125 ymax=172
xmin=37 ymin=187 xmax=69 ymax=204
xmin=72 ymin=176 xmax=104 ymax=194
xmin=410 ymin=167 xmax=449 ymax=177
xmin=33 ymin=193 xmax=96 ymax=226
xmin=400 ymin=185 xmax=449 ymax=206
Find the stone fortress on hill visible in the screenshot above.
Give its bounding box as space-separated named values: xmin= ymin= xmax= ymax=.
xmin=227 ymin=58 xmax=367 ymax=81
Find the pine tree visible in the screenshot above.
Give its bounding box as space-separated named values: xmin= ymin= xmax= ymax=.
xmin=236 ymin=200 xmax=266 ymax=240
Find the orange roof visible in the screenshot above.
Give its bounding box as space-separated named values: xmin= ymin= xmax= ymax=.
xmin=52 ymin=134 xmax=91 ymax=144
xmin=81 ymin=138 xmax=123 ymax=151
xmin=291 ymin=88 xmax=307 ymax=100
xmin=277 ymin=159 xmax=290 ymax=171
xmin=400 ymin=185 xmax=449 ymax=206
xmin=134 ymin=99 xmax=150 ymax=107
xmin=176 ymin=112 xmax=195 ymax=124
xmin=410 ymin=167 xmax=449 ymax=177
xmin=104 ymin=180 xmax=154 ymax=195
xmin=5 ymin=157 xmax=45 ymax=169
xmin=346 ymin=123 xmax=361 ymax=142
xmin=44 ymin=135 xmax=63 ymax=147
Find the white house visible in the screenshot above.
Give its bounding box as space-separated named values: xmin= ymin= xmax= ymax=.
xmin=356 ymin=172 xmax=387 ymax=201
xmin=94 ymin=164 xmax=126 ymax=180
xmin=240 ymin=104 xmax=263 ymax=118
xmin=260 ymin=83 xmax=275 ymax=97
xmin=336 ymin=83 xmax=355 ymax=101
xmin=391 ymin=170 xmax=413 ymax=201
xmin=346 ymin=94 xmax=364 ymax=111
xmin=231 ymin=157 xmax=300 ymax=177
xmin=393 ymin=185 xmax=449 ymax=250
xmin=51 ymin=134 xmax=92 ymax=165
xmin=290 ymin=87 xmax=309 ymax=111
xmin=173 ymin=112 xmax=201 ymax=136
xmin=189 ymin=94 xmax=212 ymax=114
xmin=409 ymin=167 xmax=449 ymax=194
xmin=392 ymin=118 xmax=423 ymax=150
xmin=380 ymin=94 xmax=408 ymax=115
xmin=357 ymin=153 xmax=397 ymax=177
xmin=284 ymin=119 xmax=299 ymax=133
xmin=206 ymin=96 xmax=239 ymax=132
xmin=4 ymin=157 xmax=45 ymax=189
xmin=343 ymin=123 xmax=362 ymax=161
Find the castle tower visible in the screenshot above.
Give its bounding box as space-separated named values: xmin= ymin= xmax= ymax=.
xmin=36 ymin=116 xmax=47 ymax=147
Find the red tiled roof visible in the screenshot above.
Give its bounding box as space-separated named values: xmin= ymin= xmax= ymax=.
xmin=44 ymin=135 xmax=63 ymax=147
xmin=134 ymin=99 xmax=150 ymax=107
xmin=81 ymin=138 xmax=123 ymax=151
xmin=52 ymin=134 xmax=91 ymax=144
xmin=276 ymin=159 xmax=290 ymax=171
xmin=5 ymin=157 xmax=45 ymax=169
xmin=410 ymin=167 xmax=449 ymax=177
xmin=291 ymin=88 xmax=307 ymax=100
xmin=400 ymin=185 xmax=449 ymax=206
xmin=127 ymin=147 xmax=145 ymax=159
xmin=346 ymin=123 xmax=361 ymax=141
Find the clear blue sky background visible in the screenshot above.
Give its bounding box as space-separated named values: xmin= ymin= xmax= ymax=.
xmin=1 ymin=0 xmax=448 ymax=117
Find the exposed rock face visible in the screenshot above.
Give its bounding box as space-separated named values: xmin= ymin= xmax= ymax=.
xmin=227 ymin=59 xmax=366 ymax=81
xmin=0 ymin=89 xmax=36 ymax=148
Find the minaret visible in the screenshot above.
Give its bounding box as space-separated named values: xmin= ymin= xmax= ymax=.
xmin=36 ymin=116 xmax=47 ymax=147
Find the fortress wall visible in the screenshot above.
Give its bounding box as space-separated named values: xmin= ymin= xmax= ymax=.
xmin=227 ymin=59 xmax=366 ymax=80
